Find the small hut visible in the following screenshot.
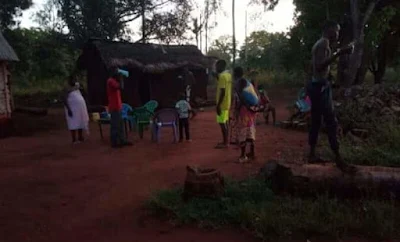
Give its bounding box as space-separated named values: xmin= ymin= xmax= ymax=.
xmin=0 ymin=32 xmax=19 ymax=138
xmin=77 ymin=39 xmax=210 ymax=108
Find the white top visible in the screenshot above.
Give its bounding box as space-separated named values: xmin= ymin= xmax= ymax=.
xmin=175 ymin=100 xmax=191 ymax=119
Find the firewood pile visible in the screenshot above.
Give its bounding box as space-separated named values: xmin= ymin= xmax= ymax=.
xmin=335 ymin=84 xmax=400 ymax=138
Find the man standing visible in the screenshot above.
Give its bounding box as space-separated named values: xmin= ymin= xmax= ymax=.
xmin=183 ymin=66 xmax=195 ymax=102
xmin=107 ymin=68 xmax=132 ymax=148
xmin=307 ymin=20 xmax=355 ymax=172
xmin=215 ymin=59 xmax=232 ymax=149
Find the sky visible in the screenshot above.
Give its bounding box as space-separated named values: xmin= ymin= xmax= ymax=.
xmin=19 ymin=0 xmax=295 ymax=51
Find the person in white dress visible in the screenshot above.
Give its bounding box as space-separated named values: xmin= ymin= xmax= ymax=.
xmin=62 ymin=76 xmax=89 ymax=144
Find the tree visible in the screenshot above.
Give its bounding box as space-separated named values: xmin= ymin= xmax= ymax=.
xmin=283 ymin=0 xmax=399 ymax=86
xmin=0 ymin=0 xmax=32 ymax=30
xmin=57 ymin=0 xmax=194 ymax=46
xmin=34 ymin=0 xmax=65 ymax=32
xmin=4 ymin=28 xmax=77 ymax=84
xmin=239 ymin=31 xmax=289 ymax=70
xmin=207 ymin=35 xmax=234 ymax=66
xmin=143 ymin=2 xmax=191 ymax=44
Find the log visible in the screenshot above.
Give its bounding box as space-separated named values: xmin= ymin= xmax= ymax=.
xmin=262 ymin=161 xmax=400 ymax=200
xmin=182 ymin=166 xmax=225 ymax=201
xmin=14 ymin=106 xmax=48 ymax=116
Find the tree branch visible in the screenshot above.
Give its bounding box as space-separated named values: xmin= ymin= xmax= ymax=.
xmin=120 ymin=14 xmax=141 ymax=24
xmin=361 ymin=0 xmax=382 ymax=27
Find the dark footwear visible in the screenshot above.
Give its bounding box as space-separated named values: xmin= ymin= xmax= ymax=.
xmin=246 ymin=153 xmax=256 ymax=160
xmin=214 ymin=143 xmax=228 ymax=149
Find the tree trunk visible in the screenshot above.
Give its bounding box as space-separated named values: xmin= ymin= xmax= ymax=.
xmin=374 ymin=38 xmax=388 ymax=84
xmin=343 ymin=0 xmax=379 ymax=88
xmin=354 ymin=45 xmax=372 ymax=85
xmin=141 ymin=0 xmax=145 ymax=43
xmin=337 ymin=13 xmax=352 ymax=86
xmin=263 ymin=162 xmax=400 ymax=200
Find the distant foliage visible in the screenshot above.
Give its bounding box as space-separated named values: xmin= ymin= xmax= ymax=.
xmin=4 ymin=28 xmax=77 ymax=88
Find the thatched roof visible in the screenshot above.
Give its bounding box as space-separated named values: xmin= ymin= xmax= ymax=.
xmin=0 ymin=32 xmax=19 ymax=62
xmin=80 ymin=38 xmax=208 ymax=73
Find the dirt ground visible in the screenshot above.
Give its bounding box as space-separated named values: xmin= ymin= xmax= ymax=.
xmin=0 ymin=99 xmax=312 ymax=242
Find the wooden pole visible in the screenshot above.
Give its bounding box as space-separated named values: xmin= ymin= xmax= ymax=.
xmin=245 ymin=10 xmax=248 ymax=68
xmin=232 ymin=0 xmax=236 ymax=68
xmin=142 ymin=0 xmax=145 ymax=43
xmin=200 ymin=14 xmax=203 ymax=53
xmin=205 ymin=1 xmax=209 ymax=54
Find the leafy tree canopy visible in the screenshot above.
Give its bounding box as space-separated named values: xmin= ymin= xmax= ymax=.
xmin=0 ymin=0 xmax=32 ymax=30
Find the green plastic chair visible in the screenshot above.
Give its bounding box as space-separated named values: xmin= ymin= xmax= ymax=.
xmin=130 ymin=107 xmax=154 ymax=139
xmin=144 ymin=100 xmax=158 ymax=113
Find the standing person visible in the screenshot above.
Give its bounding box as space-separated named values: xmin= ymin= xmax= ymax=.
xmin=107 ymin=68 xmax=132 ymax=148
xmin=307 ymin=20 xmax=355 ymax=172
xmin=258 ymin=86 xmax=276 ymax=125
xmin=182 ymin=66 xmax=195 ymax=102
xmin=62 ymin=75 xmax=89 ymax=144
xmin=175 ymin=94 xmax=193 ymax=142
xmin=234 ymin=67 xmax=258 ymax=163
xmin=215 ymin=59 xmax=232 ymax=149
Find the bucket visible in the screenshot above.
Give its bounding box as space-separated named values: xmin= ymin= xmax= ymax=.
xmin=91 ymin=112 xmax=100 ymax=122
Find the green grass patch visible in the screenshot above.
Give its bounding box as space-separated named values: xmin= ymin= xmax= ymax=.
xmin=147 ymin=177 xmax=400 ymax=240
xmin=321 ymin=123 xmax=400 ymax=167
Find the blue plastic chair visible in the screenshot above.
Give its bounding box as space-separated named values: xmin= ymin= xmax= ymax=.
xmin=152 ymin=108 xmax=179 ymax=143
xmin=122 ymin=103 xmax=135 ymax=131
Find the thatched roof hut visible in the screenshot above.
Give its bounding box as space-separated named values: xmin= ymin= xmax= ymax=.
xmin=78 ymin=39 xmax=210 ymax=108
xmin=0 ymin=32 xmax=19 ymax=138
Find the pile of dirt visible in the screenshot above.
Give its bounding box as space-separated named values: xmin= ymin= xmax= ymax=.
xmin=336 ymin=84 xmax=400 ymax=137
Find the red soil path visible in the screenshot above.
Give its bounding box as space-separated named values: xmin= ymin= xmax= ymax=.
xmin=0 ymin=102 xmax=309 ymax=242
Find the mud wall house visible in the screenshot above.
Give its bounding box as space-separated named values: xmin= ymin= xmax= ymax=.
xmin=0 ymin=32 xmax=19 ymax=138
xmin=77 ymin=39 xmax=209 ymax=109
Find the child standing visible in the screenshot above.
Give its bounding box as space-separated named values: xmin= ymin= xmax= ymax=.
xmin=234 ymin=67 xmax=259 ymax=163
xmin=258 ymin=86 xmax=276 ymax=125
xmin=175 ymin=95 xmax=193 ymax=142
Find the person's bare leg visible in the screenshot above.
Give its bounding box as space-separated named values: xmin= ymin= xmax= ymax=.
xmin=78 ymin=129 xmax=84 ymax=142
xmin=220 ymin=123 xmax=229 ymax=146
xmin=71 ymin=130 xmax=77 ymax=143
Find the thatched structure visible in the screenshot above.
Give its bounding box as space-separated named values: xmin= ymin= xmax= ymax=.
xmin=0 ymin=32 xmax=18 ymax=138
xmin=77 ymin=39 xmax=210 ymax=108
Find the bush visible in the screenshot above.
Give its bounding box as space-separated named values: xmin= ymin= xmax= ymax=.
xmin=148 ymin=177 xmax=400 ymax=239
xmin=339 ymin=123 xmax=400 ymax=167
xmin=255 ymin=70 xmax=305 ymax=88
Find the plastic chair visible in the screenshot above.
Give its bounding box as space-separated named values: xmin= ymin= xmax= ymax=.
xmin=131 ymin=106 xmax=154 ymax=139
xmin=144 ymin=100 xmax=158 ymax=113
xmin=152 ymin=109 xmax=179 ymax=143
xmin=98 ymin=110 xmax=129 ymax=139
xmin=121 ymin=103 xmax=134 ymax=131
